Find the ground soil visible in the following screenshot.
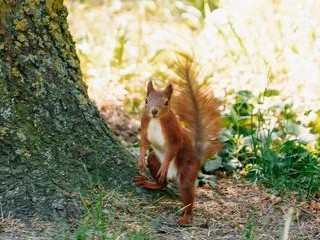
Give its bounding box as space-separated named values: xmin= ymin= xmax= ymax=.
xmin=148 ymin=178 xmax=320 ymax=240
xmin=2 ymin=177 xmax=319 ymax=239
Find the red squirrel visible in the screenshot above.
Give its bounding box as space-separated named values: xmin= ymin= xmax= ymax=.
xmin=133 ymin=60 xmax=221 ymax=225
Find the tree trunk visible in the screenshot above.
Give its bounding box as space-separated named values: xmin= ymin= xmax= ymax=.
xmin=0 ymin=0 xmax=135 ymax=220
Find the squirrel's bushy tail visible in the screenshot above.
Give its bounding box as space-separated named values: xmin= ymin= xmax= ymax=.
xmin=170 ymin=55 xmax=222 ymax=163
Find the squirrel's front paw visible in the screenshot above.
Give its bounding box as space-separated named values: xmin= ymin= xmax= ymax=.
xmin=156 ymin=165 xmax=168 ymax=183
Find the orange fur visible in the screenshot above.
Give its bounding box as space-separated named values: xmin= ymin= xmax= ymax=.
xmin=170 ymin=57 xmax=222 ymax=162
xmin=133 ymin=59 xmax=221 ymax=225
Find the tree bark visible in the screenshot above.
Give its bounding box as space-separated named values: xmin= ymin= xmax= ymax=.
xmin=0 ymin=0 xmax=135 ymax=220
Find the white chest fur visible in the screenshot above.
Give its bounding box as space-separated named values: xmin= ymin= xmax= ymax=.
xmin=147 ymin=118 xmax=178 ymax=181
xmin=147 ymin=119 xmax=165 ymax=153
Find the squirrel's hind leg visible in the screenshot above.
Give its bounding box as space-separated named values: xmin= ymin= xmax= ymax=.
xmin=177 ymin=171 xmax=196 ymax=225
xmin=133 ymin=152 xmax=167 ymax=190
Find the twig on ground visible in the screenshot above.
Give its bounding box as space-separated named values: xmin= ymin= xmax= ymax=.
xmin=282 ymin=207 xmax=295 ymax=240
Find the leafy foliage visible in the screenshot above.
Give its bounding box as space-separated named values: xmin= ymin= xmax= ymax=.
xmin=211 ymin=88 xmax=320 ymax=197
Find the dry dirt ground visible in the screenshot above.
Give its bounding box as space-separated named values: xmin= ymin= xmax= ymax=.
xmin=147 ymin=178 xmax=320 ymax=240
xmin=1 ymin=178 xmax=319 ymax=239
xmin=1 ymin=106 xmax=319 ymax=240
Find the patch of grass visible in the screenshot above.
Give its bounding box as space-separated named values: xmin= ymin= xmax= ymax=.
xmin=240 ymin=214 xmax=275 ymax=240
xmin=61 ymin=186 xmax=157 ymax=240
xmin=240 ymin=220 xmax=259 ymax=240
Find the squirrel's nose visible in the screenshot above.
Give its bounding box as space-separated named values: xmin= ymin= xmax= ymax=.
xmin=151 ymin=108 xmax=158 ymax=116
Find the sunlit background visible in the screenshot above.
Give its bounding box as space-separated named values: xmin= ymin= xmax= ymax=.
xmin=66 ymin=0 xmax=320 ymax=146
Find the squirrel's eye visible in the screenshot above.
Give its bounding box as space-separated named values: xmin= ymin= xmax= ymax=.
xmin=145 ymin=98 xmax=148 ymax=104
xmin=164 ymin=99 xmax=169 ymax=105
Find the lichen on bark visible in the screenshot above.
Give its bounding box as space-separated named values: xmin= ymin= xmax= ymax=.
xmin=0 ymin=0 xmax=135 ymax=220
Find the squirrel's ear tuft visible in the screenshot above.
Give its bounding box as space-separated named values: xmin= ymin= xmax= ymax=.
xmin=147 ymin=80 xmax=154 ymax=95
xmin=165 ymin=83 xmax=173 ymax=98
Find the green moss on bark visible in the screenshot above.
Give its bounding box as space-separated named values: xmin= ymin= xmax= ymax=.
xmin=0 ymin=0 xmax=136 ymax=220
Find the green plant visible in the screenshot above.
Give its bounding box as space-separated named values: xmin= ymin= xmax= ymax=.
xmin=240 ymin=221 xmax=258 ymax=240
xmin=61 ymin=187 xmax=157 ymax=240
xmin=111 ymin=27 xmax=128 ymax=67
xmin=207 ymin=88 xmax=320 ymax=198
xmin=239 ymin=214 xmax=261 ymax=240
